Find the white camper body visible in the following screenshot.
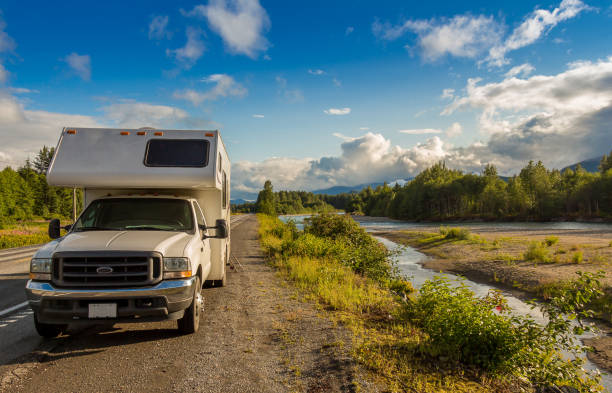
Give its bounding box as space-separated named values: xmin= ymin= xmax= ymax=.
xmin=25 ymin=127 xmax=231 ymax=336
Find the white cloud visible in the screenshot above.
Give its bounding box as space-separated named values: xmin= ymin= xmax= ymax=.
xmin=487 ymin=0 xmax=590 ymax=66
xmin=101 ymin=100 xmax=196 ymax=129
xmin=0 ymin=91 xmax=101 ymax=167
xmin=308 ymin=69 xmax=325 ymax=75
xmin=63 ymin=53 xmax=91 ymax=81
xmin=8 ymin=87 xmax=37 ymax=94
xmin=504 ymin=63 xmax=535 ymax=78
xmin=324 ymin=107 xmax=351 ymax=115
xmin=359 ymin=127 xmax=370 ymax=130
xmin=183 ymin=0 xmax=270 ymax=58
xmin=373 ymin=15 xmax=502 ymax=61
xmin=166 ymin=27 xmax=205 ymax=69
xmin=252 ymin=114 xmax=264 ymax=118
xmin=332 ymin=78 xmax=341 ymax=87
xmin=399 ymin=128 xmax=441 ymax=135
xmin=442 ymin=56 xmax=612 ymax=169
xmin=173 ymin=74 xmax=247 ymax=105
xmin=345 ymin=26 xmax=354 ymax=35
xmin=445 ymin=122 xmax=463 ymax=137
xmin=441 ymin=88 xmax=455 ymax=99
xmin=149 ymin=15 xmax=171 ymax=40
xmin=374 ymin=0 xmax=589 ymax=66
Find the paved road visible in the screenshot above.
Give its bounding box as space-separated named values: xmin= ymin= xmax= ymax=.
xmin=0 ymin=214 xmax=251 ymax=368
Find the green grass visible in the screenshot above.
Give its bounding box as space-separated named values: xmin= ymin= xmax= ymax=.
xmin=544 ymin=236 xmax=559 ymax=247
xmin=572 ymin=251 xmax=584 ymax=264
xmin=524 ymin=241 xmax=551 ymax=264
xmin=258 ymin=214 xmax=603 ymax=392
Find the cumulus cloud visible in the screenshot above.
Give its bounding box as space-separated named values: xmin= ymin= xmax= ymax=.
xmin=487 ymin=0 xmax=590 ymax=66
xmin=504 ymin=63 xmax=535 ymax=78
xmin=149 ymin=15 xmax=171 ymax=40
xmin=63 ymin=53 xmax=91 ymax=81
xmin=232 ymin=132 xmax=449 ymax=195
xmin=101 ymin=100 xmax=195 ymax=129
xmin=374 ymin=0 xmax=589 ymax=66
xmin=173 ymin=74 xmax=247 ymax=105
xmin=0 ymin=16 xmax=16 ymax=53
xmin=324 ymin=107 xmax=351 ymax=115
xmin=373 ymin=15 xmax=502 ymax=61
xmin=442 ymin=56 xmax=612 ymax=169
xmin=183 ymin=0 xmax=270 ymax=58
xmin=166 ymin=27 xmax=205 ymax=69
xmin=445 ymin=122 xmax=463 ymax=137
xmin=441 ymin=88 xmax=455 ymax=99
xmin=0 ymin=91 xmax=101 ymax=167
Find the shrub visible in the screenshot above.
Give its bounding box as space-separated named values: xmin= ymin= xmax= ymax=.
xmin=439 ymin=226 xmax=471 ymax=240
xmin=572 ymin=251 xmax=584 ymax=264
xmin=544 ymin=236 xmax=559 ymax=247
xmin=524 ymin=241 xmax=550 ymax=263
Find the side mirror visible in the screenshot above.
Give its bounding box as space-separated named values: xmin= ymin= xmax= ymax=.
xmin=215 ymin=219 xmax=228 ymax=239
xmin=49 ymin=219 xmax=61 ymax=239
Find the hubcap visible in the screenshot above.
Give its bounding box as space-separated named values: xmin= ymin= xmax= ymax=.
xmin=195 ymin=290 xmax=203 ymax=317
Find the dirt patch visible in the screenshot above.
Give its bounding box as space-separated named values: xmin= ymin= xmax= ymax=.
xmin=1 ymin=216 xmax=370 ymax=393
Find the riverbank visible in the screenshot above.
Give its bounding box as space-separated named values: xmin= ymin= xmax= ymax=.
xmin=371 ymin=224 xmax=612 ymax=372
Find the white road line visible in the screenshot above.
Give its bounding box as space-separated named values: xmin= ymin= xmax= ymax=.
xmin=0 ymin=301 xmax=29 ymax=318
xmin=0 ymin=324 xmax=7 ymax=328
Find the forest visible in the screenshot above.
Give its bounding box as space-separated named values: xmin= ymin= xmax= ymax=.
xmin=0 ymin=146 xmax=81 ymax=227
xmin=234 ymin=180 xmax=336 ymax=215
xmin=323 ymin=153 xmax=612 ymax=221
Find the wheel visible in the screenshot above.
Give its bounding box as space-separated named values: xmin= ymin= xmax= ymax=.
xmin=34 ymin=314 xmax=65 ymax=338
xmin=178 ymin=276 xmax=203 ymax=334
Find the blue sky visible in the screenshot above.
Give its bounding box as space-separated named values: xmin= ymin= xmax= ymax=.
xmin=1 ymin=0 xmax=611 ymax=198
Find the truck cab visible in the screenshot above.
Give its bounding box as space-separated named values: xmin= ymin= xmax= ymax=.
xmin=25 ymin=127 xmax=231 ymax=337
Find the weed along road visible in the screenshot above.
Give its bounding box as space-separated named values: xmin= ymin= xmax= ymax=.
xmin=0 ymin=215 xmax=361 ymax=393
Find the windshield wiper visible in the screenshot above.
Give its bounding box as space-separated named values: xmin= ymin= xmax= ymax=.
xmin=123 ymin=226 xmax=176 ymax=231
xmin=74 ymin=226 xmax=121 ymax=232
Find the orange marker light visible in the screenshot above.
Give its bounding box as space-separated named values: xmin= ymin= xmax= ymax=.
xmin=66 ymin=129 xmax=77 ymax=135
xmin=154 ymin=132 xmax=163 ymax=136
xmin=120 ymin=131 xmax=130 ymax=135
xmin=205 ymin=132 xmax=214 ymax=137
xmin=137 ymin=131 xmax=146 ymax=136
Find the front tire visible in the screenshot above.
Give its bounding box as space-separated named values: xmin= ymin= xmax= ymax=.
xmin=34 ymin=314 xmax=65 ymax=338
xmin=178 ymin=276 xmax=202 ymax=334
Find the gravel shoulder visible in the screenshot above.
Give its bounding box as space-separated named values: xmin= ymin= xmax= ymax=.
xmin=0 ymin=216 xmax=364 ymax=393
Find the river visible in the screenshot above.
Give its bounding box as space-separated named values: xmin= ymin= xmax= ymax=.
xmin=279 ymin=214 xmax=612 ymax=390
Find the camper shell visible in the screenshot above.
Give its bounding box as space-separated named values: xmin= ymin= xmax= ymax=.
xmin=25 ymin=127 xmax=231 ymax=336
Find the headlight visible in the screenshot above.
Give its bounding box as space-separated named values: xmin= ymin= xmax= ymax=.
xmin=31 ymin=258 xmax=52 ymax=273
xmin=30 ymin=258 xmax=52 ymax=280
xmin=163 ymin=257 xmax=192 ymax=279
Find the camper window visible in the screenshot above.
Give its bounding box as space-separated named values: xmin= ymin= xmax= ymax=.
xmin=222 ymin=172 xmax=228 ymax=209
xmin=144 ymin=139 xmax=209 ymax=167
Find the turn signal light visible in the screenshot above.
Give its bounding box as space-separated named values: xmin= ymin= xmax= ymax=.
xmin=163 ymin=271 xmax=192 ymax=279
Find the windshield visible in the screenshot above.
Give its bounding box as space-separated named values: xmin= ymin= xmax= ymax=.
xmin=73 ymin=198 xmax=195 ymax=232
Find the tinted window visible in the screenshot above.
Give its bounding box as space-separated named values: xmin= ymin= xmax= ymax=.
xmin=73 ymin=198 xmax=195 ymax=232
xmin=145 ymin=139 xmax=209 ymax=167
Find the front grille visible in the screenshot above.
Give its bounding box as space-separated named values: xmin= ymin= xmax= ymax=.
xmin=52 ymin=252 xmax=163 ymax=288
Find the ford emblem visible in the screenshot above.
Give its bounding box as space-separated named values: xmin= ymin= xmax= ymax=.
xmin=96 ymin=266 xmax=113 ymax=274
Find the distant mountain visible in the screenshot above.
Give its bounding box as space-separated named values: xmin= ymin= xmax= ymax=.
xmin=562 ymin=157 xmax=601 ymax=173
xmin=230 ymin=198 xmax=256 ymax=205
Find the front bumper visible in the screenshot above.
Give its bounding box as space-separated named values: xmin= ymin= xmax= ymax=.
xmin=25 ymin=277 xmax=196 ymax=324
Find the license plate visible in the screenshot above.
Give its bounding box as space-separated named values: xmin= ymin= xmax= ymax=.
xmin=88 ymin=303 xmax=117 ymax=318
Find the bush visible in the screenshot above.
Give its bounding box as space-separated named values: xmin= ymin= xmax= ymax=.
xmin=572 ymin=251 xmax=583 ymax=264
xmin=412 ymin=273 xmax=604 ymax=390
xmin=439 ymin=226 xmax=471 ymax=240
xmin=544 ymin=235 xmax=559 ymax=247
xmin=524 ymin=241 xmax=550 ymax=263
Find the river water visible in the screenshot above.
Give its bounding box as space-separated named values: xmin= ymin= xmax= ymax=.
xmin=279 ymin=214 xmax=612 ymax=389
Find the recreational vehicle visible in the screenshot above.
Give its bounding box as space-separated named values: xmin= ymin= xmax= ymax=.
xmin=25 ymin=127 xmax=230 ymax=336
